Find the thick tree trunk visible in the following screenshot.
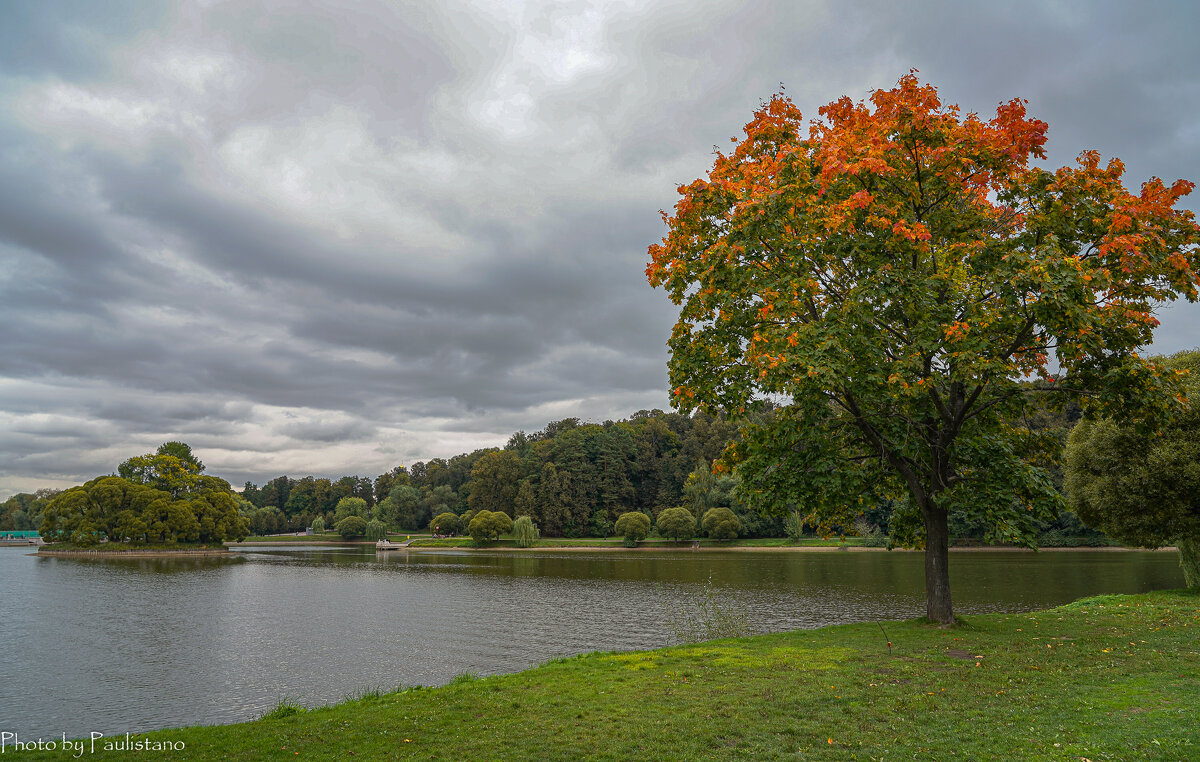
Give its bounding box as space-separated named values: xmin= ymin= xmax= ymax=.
xmin=922 ymin=503 xmax=954 ymax=624
xmin=1177 ymin=536 xmax=1200 ymax=588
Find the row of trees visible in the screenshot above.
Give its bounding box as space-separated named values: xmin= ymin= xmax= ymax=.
xmin=613 ymin=507 xmax=743 ymax=546
xmin=229 ymin=401 xmax=1093 ymax=544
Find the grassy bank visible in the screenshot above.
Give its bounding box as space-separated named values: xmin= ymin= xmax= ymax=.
xmin=14 ymin=589 xmax=1197 ymax=760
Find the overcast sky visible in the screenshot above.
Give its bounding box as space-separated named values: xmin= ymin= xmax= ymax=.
xmin=2 ymin=1 xmax=1198 ymax=496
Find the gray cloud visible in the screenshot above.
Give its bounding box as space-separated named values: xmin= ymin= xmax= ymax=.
xmin=2 ymin=0 xmax=1199 ymax=496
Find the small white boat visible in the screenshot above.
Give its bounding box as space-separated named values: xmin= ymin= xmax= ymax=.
xmin=375 ymin=539 xmax=408 ymax=551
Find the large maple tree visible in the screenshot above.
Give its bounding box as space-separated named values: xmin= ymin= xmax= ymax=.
xmin=647 ymin=74 xmax=1200 ymax=623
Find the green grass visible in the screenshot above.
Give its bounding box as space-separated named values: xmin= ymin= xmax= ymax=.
xmin=13 ymin=589 xmax=1197 ymax=760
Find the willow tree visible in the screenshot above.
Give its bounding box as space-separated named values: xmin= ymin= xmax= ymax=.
xmin=647 ymin=74 xmax=1199 ymax=623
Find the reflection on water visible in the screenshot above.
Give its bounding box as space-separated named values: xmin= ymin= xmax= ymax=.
xmin=0 ymin=545 xmax=1184 ymax=737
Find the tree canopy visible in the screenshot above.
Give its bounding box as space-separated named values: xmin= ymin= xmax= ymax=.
xmin=468 ymin=510 xmax=513 ymax=543
xmin=656 ymin=507 xmax=696 ymax=543
xmin=702 ymin=507 xmax=742 ymax=541
xmin=1065 ymin=350 xmax=1200 ymax=586
xmin=614 ymin=511 xmax=651 ymax=545
xmin=647 ymin=74 xmax=1200 ymax=622
xmin=41 ymin=475 xmax=247 ymax=546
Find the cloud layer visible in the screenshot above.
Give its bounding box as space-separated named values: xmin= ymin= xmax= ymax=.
xmin=3 ymin=1 xmax=1199 ymax=494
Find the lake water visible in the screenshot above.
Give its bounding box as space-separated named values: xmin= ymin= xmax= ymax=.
xmin=0 ymin=545 xmax=1184 ymax=738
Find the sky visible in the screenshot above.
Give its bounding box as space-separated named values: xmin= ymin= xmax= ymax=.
xmin=2 ymin=0 xmax=1199 ymax=496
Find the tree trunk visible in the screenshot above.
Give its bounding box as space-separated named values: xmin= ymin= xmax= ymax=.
xmin=922 ymin=503 xmax=954 ymax=624
xmin=1177 ymin=536 xmax=1200 ymax=588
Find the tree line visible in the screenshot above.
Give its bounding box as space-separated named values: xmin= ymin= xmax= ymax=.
xmin=230 ymin=402 xmax=1098 ymax=544
xmin=1 ymin=403 xmax=1112 ymax=545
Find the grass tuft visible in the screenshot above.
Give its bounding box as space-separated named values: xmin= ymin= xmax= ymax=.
xmin=257 ymin=697 xmax=306 ymax=720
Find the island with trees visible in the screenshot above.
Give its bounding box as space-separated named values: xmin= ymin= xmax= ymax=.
xmin=36 ymin=442 xmax=248 ymax=555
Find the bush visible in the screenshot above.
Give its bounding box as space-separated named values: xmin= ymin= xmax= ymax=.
xmin=468 ymin=510 xmax=513 ymax=544
xmin=701 ymin=507 xmax=741 ymax=540
xmin=365 ymin=519 xmax=388 ymax=541
xmin=853 ymin=517 xmax=888 ymax=547
xmin=784 ymin=510 xmax=804 ymax=541
xmin=335 ymin=515 xmax=368 ymax=539
xmin=513 ymin=515 xmax=539 ymax=548
xmin=656 ymin=507 xmax=696 ymax=543
xmin=334 ymin=496 xmax=369 ymax=522
xmin=310 ymin=516 xmax=325 ymax=535
xmin=430 ymin=512 xmax=461 ymax=536
xmin=614 ymin=511 xmax=651 ymax=547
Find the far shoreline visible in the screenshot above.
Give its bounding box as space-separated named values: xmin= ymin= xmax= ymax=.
xmin=37 ymin=547 xmax=234 ymax=558
xmin=222 ymin=540 xmax=1173 ymax=553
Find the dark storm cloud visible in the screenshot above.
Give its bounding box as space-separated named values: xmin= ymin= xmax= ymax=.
xmin=2 ymin=0 xmax=1199 ymax=495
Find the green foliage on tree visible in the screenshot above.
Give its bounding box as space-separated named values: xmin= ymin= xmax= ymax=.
xmin=429 ymin=512 xmax=462 ymax=536
xmin=334 ymin=496 xmax=369 ymax=523
xmin=41 ymin=474 xmax=248 ymax=546
xmin=468 ymin=510 xmax=513 ymax=544
xmin=646 ymin=75 xmax=1200 ymax=622
xmin=335 ymin=515 xmax=368 ymax=539
xmin=468 ymin=450 xmax=524 ymax=515
xmin=1065 ymin=351 xmax=1200 ymax=586
xmin=683 ymin=465 xmax=720 ymax=515
xmin=423 ymin=485 xmax=458 ymax=521
xmin=118 ymin=449 xmax=205 ymax=499
xmin=513 ymin=480 xmax=537 ymax=520
xmin=513 ymin=515 xmax=539 ymax=548
xmin=311 ymin=515 xmax=325 ymax=534
xmin=702 ymin=507 xmax=742 ymax=540
xmin=656 ymin=507 xmax=696 ymax=543
xmin=382 ymin=485 xmax=422 ymax=530
xmin=155 ymin=441 xmax=204 ymax=472
xmin=365 ymin=519 xmax=388 ymax=541
xmin=0 ymin=489 xmax=59 ymax=532
xmin=614 ymin=511 xmax=651 ymax=546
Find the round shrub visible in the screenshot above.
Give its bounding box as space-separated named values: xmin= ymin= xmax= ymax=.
xmin=614 ymin=511 xmax=651 ymax=546
xmin=335 ymin=515 xmax=368 ymax=539
xmin=430 ymin=512 xmax=462 ymax=536
xmin=701 ymin=507 xmax=741 ymax=540
xmin=468 ymin=510 xmax=513 ymax=543
xmin=656 ymin=507 xmax=696 ymax=543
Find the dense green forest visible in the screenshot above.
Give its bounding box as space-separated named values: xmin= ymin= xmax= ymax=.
xmin=2 ymin=402 xmax=1107 ymax=545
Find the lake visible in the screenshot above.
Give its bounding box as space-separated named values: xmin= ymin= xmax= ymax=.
xmin=0 ymin=545 xmax=1184 ymax=738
